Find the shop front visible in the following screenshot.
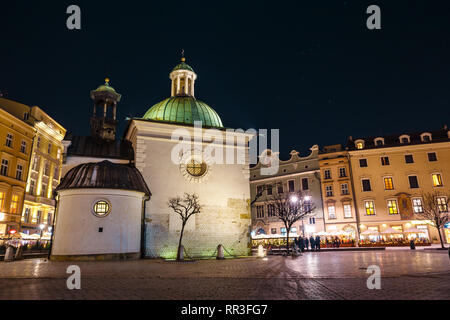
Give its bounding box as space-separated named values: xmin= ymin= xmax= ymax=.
xmin=359 ymin=222 xmax=432 ymax=247
xmin=444 ymin=222 xmax=450 ymax=244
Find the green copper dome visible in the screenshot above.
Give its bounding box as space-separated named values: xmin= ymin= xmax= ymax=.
xmin=172 ymin=61 xmax=194 ymax=73
xmin=143 ymin=96 xmax=223 ymax=128
xmin=92 ymin=79 xmax=117 ymax=93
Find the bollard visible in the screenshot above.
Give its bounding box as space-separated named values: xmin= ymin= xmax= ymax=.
xmin=15 ymin=245 xmax=23 ymax=260
xmin=4 ymin=245 xmax=15 ymax=262
xmin=216 ymin=244 xmax=225 ymax=260
xmin=257 ymin=245 xmax=266 ymax=258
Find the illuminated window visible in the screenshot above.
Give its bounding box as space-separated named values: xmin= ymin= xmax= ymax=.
xmin=328 ymin=205 xmax=336 ymax=219
xmin=365 ymin=201 xmax=375 ymax=215
xmin=384 ymin=177 xmax=394 ymax=190
xmin=355 ymin=140 xmax=364 ymax=149
xmin=325 ymin=185 xmax=333 ymax=197
xmin=387 ymin=200 xmax=399 ymax=215
xmin=10 ymin=195 xmax=19 ymax=214
xmin=432 ymin=173 xmax=443 ymax=187
xmin=93 ymin=200 xmax=111 ymax=217
xmin=186 ymin=159 xmax=207 ymax=177
xmin=344 ymin=204 xmax=352 ymax=218
xmin=0 ymin=192 xmax=4 ymax=211
xmin=437 ymin=197 xmax=448 ymax=213
xmin=412 ymin=198 xmax=423 ymax=213
xmin=381 ymin=156 xmax=390 ymax=166
xmin=324 ymin=169 xmax=331 ymax=180
xmin=281 ymin=228 xmax=287 ymax=236
xmin=5 ymin=133 xmax=13 ymax=148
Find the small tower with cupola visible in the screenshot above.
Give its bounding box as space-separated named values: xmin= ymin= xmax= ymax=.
xmin=90 ymin=78 xmax=122 ymax=141
xmin=169 ymin=55 xmax=198 ymax=97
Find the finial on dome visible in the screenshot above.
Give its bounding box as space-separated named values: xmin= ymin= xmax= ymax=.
xmin=181 ymin=49 xmax=186 ymax=62
xmin=105 ymin=78 xmax=110 ymax=85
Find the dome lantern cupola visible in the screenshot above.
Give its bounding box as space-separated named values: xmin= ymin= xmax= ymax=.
xmin=170 ymin=53 xmax=197 ymax=98
xmin=142 ymin=54 xmax=224 ymax=128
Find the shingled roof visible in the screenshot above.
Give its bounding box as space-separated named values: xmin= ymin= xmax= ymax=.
xmin=65 ymin=135 xmax=134 ymax=160
xmin=56 ymin=161 xmax=151 ymax=196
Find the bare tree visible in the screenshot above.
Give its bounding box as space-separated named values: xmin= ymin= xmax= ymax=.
xmin=416 ymin=191 xmax=450 ymax=249
xmin=269 ymin=189 xmax=316 ymax=254
xmin=168 ymin=193 xmax=202 ymax=261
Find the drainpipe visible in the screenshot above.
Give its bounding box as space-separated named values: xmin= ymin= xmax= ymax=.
xmin=346 ymin=152 xmax=361 ymax=246
xmin=48 ymin=193 xmax=59 ymax=259
xmin=140 ymin=195 xmax=150 ymax=259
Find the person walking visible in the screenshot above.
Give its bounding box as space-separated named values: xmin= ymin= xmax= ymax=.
xmin=309 ymin=236 xmax=315 ymax=251
xmin=299 ymin=236 xmax=305 ymax=252
xmin=304 ymin=237 xmax=309 ymax=251
xmin=315 ymin=235 xmax=321 ymax=251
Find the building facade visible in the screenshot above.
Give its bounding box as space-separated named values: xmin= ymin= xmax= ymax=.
xmin=318 ymin=144 xmax=360 ymax=240
xmin=0 ymin=98 xmax=35 ymax=236
xmin=250 ymin=147 xmax=325 ymax=239
xmin=347 ymin=128 xmax=450 ymax=244
xmin=21 ymin=107 xmax=66 ymax=235
xmin=125 ymin=57 xmax=253 ymax=258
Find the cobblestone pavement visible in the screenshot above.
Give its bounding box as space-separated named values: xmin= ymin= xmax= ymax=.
xmin=0 ymin=250 xmax=449 ymax=300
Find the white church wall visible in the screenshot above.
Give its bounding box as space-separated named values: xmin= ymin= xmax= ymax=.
xmin=128 ymin=120 xmax=253 ymax=259
xmin=52 ymin=188 xmax=145 ymax=258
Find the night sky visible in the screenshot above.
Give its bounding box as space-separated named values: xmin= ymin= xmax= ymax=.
xmin=1 ymin=1 xmax=449 ymax=159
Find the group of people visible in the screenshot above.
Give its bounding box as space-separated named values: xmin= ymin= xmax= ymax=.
xmin=294 ymin=235 xmax=321 ymax=252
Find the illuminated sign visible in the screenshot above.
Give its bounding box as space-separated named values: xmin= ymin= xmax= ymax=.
xmin=9 ymin=229 xmax=17 ymax=235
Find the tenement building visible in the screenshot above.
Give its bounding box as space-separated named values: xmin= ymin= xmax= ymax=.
xmin=250 ymin=147 xmax=325 ymax=239
xmin=0 ymin=98 xmax=35 ymax=236
xmin=318 ymin=144 xmax=360 ymax=240
xmin=346 ymin=127 xmax=450 ymax=244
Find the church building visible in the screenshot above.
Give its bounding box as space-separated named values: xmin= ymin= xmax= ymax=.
xmin=52 ymin=57 xmax=253 ymax=260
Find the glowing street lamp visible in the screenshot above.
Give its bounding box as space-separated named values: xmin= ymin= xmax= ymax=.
xmin=290 ymin=195 xmax=298 ymax=203
xmin=304 ymin=195 xmax=311 ymax=201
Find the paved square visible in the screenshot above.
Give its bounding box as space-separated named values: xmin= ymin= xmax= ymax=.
xmin=0 ymin=250 xmax=449 ymax=300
